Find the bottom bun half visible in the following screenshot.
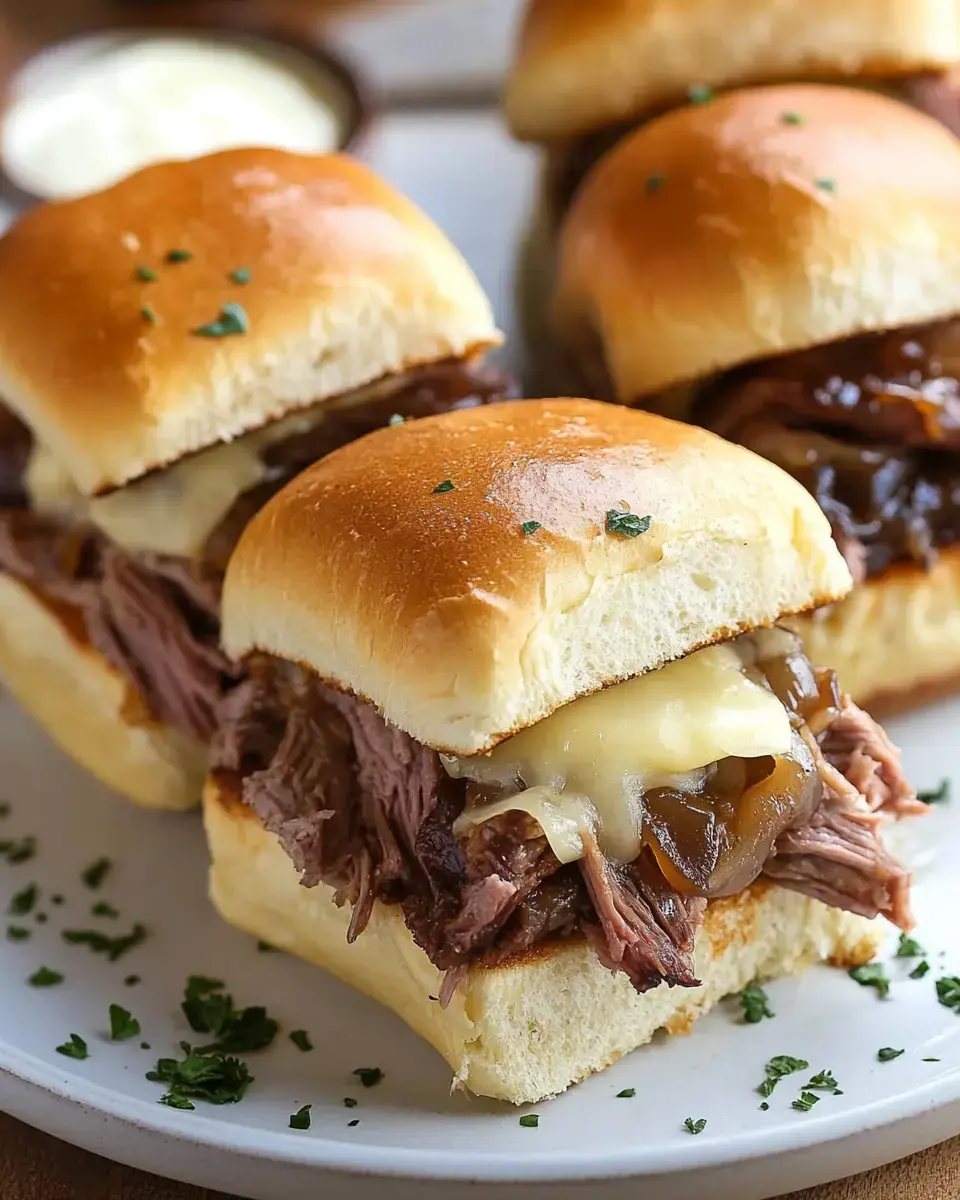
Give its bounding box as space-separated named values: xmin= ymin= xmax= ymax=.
xmin=0 ymin=574 xmax=206 ymax=810
xmin=790 ymin=547 xmax=960 ymax=715
xmin=204 ymin=775 xmax=883 ymax=1105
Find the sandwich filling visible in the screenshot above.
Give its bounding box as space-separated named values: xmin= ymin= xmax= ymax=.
xmin=694 ymin=317 xmax=960 ymax=585
xmin=211 ymin=628 xmax=918 ymax=998
xmin=545 ymin=72 xmax=960 ymax=220
xmin=0 ymin=361 xmax=511 ymax=740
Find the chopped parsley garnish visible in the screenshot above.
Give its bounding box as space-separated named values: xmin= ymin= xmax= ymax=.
xmin=739 ymin=983 xmax=774 ymax=1023
xmin=605 ymin=510 xmax=652 ymax=538
xmin=7 ymin=925 xmax=30 ymax=941
xmin=848 ymin=962 xmax=890 ymax=999
xmin=92 ymin=901 xmax=119 ymax=919
xmin=109 ymin=1004 xmax=141 ymax=1042
xmin=759 ymin=1102 xmax=770 ymax=1111
xmin=923 ymin=1057 xmax=941 ymax=1062
xmin=758 ymin=1055 xmax=809 ymax=1098
xmin=687 ymin=85 xmax=713 ymax=104
xmin=348 ymin=1118 xmax=359 ymax=1127
xmin=432 ymin=479 xmax=455 ymax=494
xmin=289 ymin=1030 xmax=313 ymax=1053
xmin=193 ymin=302 xmax=247 ymax=338
xmin=918 ymin=779 xmax=950 ymax=805
xmin=56 ymin=1034 xmax=88 ymax=1061
xmin=805 ymin=1070 xmax=839 ymax=1092
xmin=141 ymin=305 xmax=157 ymax=325
xmin=353 ymin=1067 xmax=383 ymax=1088
xmin=877 ymin=1047 xmax=904 ymax=1062
xmin=936 ymin=976 xmax=960 ymax=1012
xmin=792 ymin=1092 xmax=820 ymax=1113
xmin=616 ymin=1087 xmax=636 ymax=1099
xmin=62 ymin=923 xmax=146 ymax=961
xmin=387 ymin=413 xmax=405 ymax=426
xmin=141 ymin=1042 xmax=150 ymax=1050
xmin=897 ymin=933 xmax=925 ymax=958
xmin=256 ymin=941 xmax=275 ymax=953
xmin=519 ymin=1114 xmax=539 ymax=1128
xmin=81 ymin=858 xmax=111 ymax=890
xmin=147 ymin=1042 xmax=253 ymax=1108
xmin=520 ymin=520 xmax=542 ymax=536
xmin=0 ymin=802 xmax=10 ymax=817
xmin=135 ymin=266 xmax=157 ymax=282
xmin=9 ymin=883 xmax=37 ymax=915
xmin=52 ymin=894 xmax=64 ymax=906
xmin=124 ymin=975 xmax=141 ymax=987
xmin=181 ymin=976 xmax=278 ymax=1054
xmin=289 ymin=1104 xmax=312 ymax=1130
xmin=344 ymin=1097 xmax=358 ymax=1108
xmin=683 ymin=1117 xmax=707 ymax=1134
xmin=815 ymin=178 xmax=836 ymax=193
xmin=166 ymin=249 xmax=192 ymax=263
xmin=36 ymin=913 xmax=48 ymax=924
xmin=781 ymin=111 xmax=805 ymax=125
xmin=0 ymin=837 xmax=36 ymax=864
xmin=229 ymin=268 xmax=252 ymax=285
xmin=910 ymin=961 xmax=931 ymax=980
xmin=29 ymin=966 xmax=63 ymax=987
xmin=645 ymin=173 xmax=666 ymax=195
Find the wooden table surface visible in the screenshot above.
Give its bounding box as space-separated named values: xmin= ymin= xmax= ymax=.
xmin=1 ymin=1111 xmax=957 ymax=1199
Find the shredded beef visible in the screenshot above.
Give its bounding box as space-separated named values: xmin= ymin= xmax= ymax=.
xmin=0 ymin=510 xmax=235 ymax=740
xmin=695 ymin=318 xmax=960 ymax=581
xmin=0 ymin=405 xmax=32 ymax=508
xmin=820 ymin=698 xmax=927 ymax=817
xmin=580 ymin=834 xmax=705 ymax=991
xmin=212 ymin=646 xmax=915 ymax=999
xmin=0 ymin=365 xmax=516 ymax=737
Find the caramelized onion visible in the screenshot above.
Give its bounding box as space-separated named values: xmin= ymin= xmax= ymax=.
xmin=642 ymin=730 xmax=820 ymax=898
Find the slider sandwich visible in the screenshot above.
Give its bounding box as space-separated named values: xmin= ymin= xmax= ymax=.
xmin=505 ymin=1 xmax=960 ymax=391
xmin=206 ymin=398 xmax=918 ymax=1103
xmin=0 ymin=148 xmax=506 ymax=810
xmin=507 ymin=0 xmax=960 ymax=226
xmin=554 ymin=84 xmax=960 ymax=711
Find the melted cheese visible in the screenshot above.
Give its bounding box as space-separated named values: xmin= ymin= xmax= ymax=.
xmin=25 ymin=375 xmax=407 ymax=558
xmin=449 ymin=642 xmax=792 ymax=863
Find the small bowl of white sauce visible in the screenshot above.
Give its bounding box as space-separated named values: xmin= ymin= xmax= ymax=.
xmin=0 ymin=27 xmax=368 ymax=202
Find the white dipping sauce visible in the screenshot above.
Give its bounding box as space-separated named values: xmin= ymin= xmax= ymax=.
xmin=2 ymin=34 xmax=352 ymax=200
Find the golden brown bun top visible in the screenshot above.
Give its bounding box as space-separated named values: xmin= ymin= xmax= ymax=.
xmin=505 ymin=0 xmax=960 ymax=141
xmin=554 ymin=84 xmax=960 ymax=401
xmin=222 ymin=398 xmax=851 ymax=754
xmin=0 ymin=149 xmax=500 ymax=496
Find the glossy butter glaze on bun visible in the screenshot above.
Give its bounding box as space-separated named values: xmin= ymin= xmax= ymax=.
xmin=554 ymin=84 xmax=960 ymax=404
xmin=0 ymin=148 xmax=500 ymax=496
xmin=222 ymin=398 xmax=851 ymax=755
xmin=506 ymin=0 xmax=960 ymax=141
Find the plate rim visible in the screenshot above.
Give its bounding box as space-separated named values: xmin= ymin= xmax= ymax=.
xmin=2 ymin=1028 xmax=959 ymax=1183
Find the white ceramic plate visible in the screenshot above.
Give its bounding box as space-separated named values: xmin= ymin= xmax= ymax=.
xmin=0 ymin=684 xmax=958 ymax=1200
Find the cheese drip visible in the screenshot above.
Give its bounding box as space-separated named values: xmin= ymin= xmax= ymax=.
xmin=449 ymin=641 xmax=793 ymax=864
xmin=24 ymin=374 xmax=408 ymax=558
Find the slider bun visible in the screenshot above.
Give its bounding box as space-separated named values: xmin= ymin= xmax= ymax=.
xmin=0 ymin=575 xmax=205 ymax=810
xmin=0 ymin=149 xmax=500 ymax=496
xmin=554 ymin=85 xmax=960 ymax=404
xmin=222 ymin=398 xmax=851 ymax=755
xmin=204 ymin=775 xmax=883 ymax=1104
xmin=790 ymin=547 xmax=960 ymax=714
xmin=506 ymin=0 xmax=960 ymax=141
